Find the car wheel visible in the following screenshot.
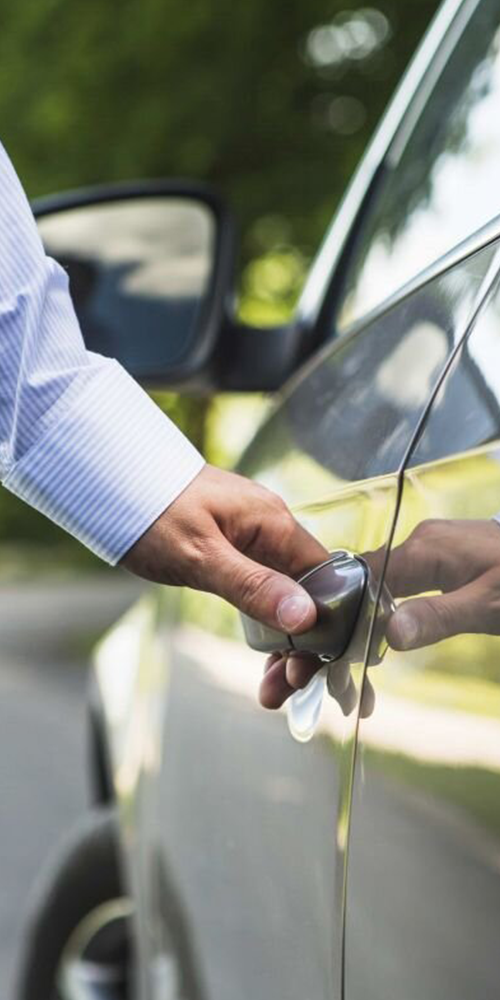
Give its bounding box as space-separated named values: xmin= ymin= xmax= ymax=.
xmin=15 ymin=807 xmax=132 ymax=1000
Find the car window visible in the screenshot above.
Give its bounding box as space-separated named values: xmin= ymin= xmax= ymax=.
xmin=241 ymin=240 xmax=497 ymax=502
xmin=336 ymin=0 xmax=500 ymax=332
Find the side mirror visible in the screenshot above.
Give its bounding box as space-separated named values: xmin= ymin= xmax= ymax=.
xmin=34 ymin=181 xmax=236 ymax=388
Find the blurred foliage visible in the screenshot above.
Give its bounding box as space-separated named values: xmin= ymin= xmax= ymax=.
xmin=239 ymin=245 xmax=309 ymax=326
xmin=0 ymin=0 xmax=440 ymax=569
xmin=1 ymin=0 xmax=439 ymax=254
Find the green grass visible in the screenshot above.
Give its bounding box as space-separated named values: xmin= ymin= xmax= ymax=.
xmin=367 ymin=747 xmax=500 ymax=840
xmin=376 ymin=663 xmax=500 ymax=720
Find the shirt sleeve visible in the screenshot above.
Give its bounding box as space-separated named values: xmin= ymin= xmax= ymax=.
xmin=0 ymin=142 xmax=205 ymax=564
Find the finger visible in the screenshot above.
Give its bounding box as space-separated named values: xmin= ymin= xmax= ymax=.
xmin=281 ymin=520 xmax=329 ymax=578
xmin=213 ymin=541 xmax=318 ymax=634
xmin=285 ymin=653 xmax=321 ymax=690
xmin=336 ymin=674 xmax=358 ymax=716
xmin=247 ymin=508 xmax=328 ymax=580
xmin=259 ymin=656 xmax=294 ymax=709
xmin=360 ymin=675 xmax=376 ymax=718
xmin=362 ymin=546 xmax=387 ymax=583
xmin=364 ymin=531 xmax=441 ymax=602
xmin=327 ymin=660 xmax=351 ymax=697
xmin=387 ymin=582 xmax=482 ymax=650
xmin=382 ymin=520 xmax=474 ymax=599
xmin=264 ymin=652 xmax=283 ymax=674
xmin=383 ymin=540 xmax=440 ymax=598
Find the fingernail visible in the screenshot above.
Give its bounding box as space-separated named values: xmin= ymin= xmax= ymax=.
xmin=277 ymin=593 xmax=314 ymax=632
xmin=394 ymin=608 xmax=420 ymax=650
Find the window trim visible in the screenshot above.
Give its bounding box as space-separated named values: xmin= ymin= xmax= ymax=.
xmin=341 ymin=211 xmax=500 ymax=341
xmin=281 ymin=215 xmax=500 ymax=405
xmin=296 ymin=0 xmax=484 ymax=343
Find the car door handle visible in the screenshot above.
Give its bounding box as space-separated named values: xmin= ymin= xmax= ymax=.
xmin=241 ymin=551 xmax=368 ymax=660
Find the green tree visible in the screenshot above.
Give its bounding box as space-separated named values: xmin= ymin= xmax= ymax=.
xmin=0 ymin=0 xmax=440 ymax=568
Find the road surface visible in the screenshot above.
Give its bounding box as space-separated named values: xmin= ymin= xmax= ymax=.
xmin=0 ymin=570 xmax=145 ymax=997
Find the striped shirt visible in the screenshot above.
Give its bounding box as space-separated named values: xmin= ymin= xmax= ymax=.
xmin=0 ymin=142 xmax=205 ymax=563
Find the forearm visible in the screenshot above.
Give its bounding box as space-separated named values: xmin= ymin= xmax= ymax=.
xmin=0 ymin=141 xmax=204 ymax=561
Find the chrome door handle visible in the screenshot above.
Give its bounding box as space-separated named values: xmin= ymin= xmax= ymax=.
xmin=241 ymin=551 xmax=368 ymax=660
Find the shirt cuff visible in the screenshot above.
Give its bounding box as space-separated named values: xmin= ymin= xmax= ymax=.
xmin=3 ymin=360 xmax=205 ymax=564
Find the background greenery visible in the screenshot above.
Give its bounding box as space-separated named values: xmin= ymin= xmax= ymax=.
xmin=0 ymin=0 xmax=440 ymax=571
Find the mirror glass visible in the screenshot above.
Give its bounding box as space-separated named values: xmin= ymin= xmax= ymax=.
xmin=37 ymin=197 xmax=216 ymax=379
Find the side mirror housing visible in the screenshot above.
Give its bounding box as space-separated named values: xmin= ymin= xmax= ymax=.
xmin=34 ymin=180 xmax=237 ymax=389
xmin=34 ymin=180 xmax=310 ymax=392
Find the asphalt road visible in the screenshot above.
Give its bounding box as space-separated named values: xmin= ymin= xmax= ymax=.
xmin=0 ymin=571 xmax=145 ymax=998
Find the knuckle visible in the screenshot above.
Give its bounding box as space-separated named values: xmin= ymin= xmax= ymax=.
xmin=429 ymin=598 xmax=455 ymax=638
xmin=268 ymin=491 xmax=289 ymax=515
xmin=279 ymin=511 xmax=298 ymax=542
xmin=405 ymin=535 xmax=426 ymax=564
xmin=423 ymin=518 xmax=440 ymax=532
xmin=411 ymin=519 xmax=436 ymax=542
xmin=184 ymin=534 xmax=226 ymax=590
xmin=238 ymin=564 xmax=274 ymax=611
xmin=254 ymin=484 xmax=288 ymax=513
xmin=405 ymin=519 xmax=440 ymax=558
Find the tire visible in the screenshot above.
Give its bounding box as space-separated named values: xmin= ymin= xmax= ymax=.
xmin=15 ymin=807 xmax=132 ymax=1000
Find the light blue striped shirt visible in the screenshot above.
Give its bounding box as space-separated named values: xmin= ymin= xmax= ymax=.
xmin=0 ymin=143 xmax=205 ymax=563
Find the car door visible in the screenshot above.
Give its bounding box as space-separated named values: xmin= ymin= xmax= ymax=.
xmin=116 ymin=237 xmax=498 ymax=1000
xmin=344 ymin=253 xmax=500 ymax=1000
xmin=337 ymin=0 xmax=500 ymax=995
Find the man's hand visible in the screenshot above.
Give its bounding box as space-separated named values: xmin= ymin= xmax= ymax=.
xmin=260 ymin=518 xmax=500 ymax=710
xmin=122 ymin=465 xmax=328 ymax=678
xmin=375 ymin=518 xmax=500 ymax=650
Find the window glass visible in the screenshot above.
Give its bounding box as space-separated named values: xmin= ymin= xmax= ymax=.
xmin=337 ymin=0 xmax=500 ymax=331
xmin=408 ymin=273 xmax=500 ymax=467
xmin=242 ymin=241 xmax=497 ymax=500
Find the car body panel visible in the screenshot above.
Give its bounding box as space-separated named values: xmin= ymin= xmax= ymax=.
xmin=345 ymin=276 xmax=500 ymax=1000
xmin=92 ymin=238 xmax=500 ymax=1000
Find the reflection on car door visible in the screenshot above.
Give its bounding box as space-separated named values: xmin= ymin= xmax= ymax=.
xmin=344 ymin=261 xmax=500 ymax=1000
xmin=131 ymin=243 xmax=500 ymax=1000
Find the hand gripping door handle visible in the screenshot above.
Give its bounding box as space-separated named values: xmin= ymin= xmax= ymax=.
xmin=241 ymin=551 xmax=369 ymax=661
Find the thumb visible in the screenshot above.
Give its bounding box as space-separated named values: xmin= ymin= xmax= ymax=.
xmin=387 ymin=589 xmax=473 ymax=651
xmin=211 ymin=541 xmax=317 ymax=634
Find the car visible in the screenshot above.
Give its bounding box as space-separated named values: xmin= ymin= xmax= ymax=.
xmin=15 ymin=0 xmax=500 ymax=997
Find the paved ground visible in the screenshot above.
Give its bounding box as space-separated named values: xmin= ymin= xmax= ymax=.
xmin=0 ymin=571 xmax=145 ymax=998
